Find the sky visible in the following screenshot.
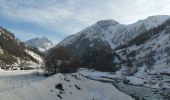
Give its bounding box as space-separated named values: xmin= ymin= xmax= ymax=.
xmin=0 ymin=0 xmax=170 ymax=43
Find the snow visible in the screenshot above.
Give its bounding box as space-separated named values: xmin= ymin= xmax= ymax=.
xmin=0 ymin=28 xmax=3 ymax=35
xmin=126 ymin=76 xmax=145 ymax=85
xmin=0 ymin=69 xmax=43 ymax=76
xmin=143 ymin=15 xmax=170 ymax=30
xmin=78 ymin=68 xmax=116 ymax=80
xmin=58 ymin=15 xmax=170 ymax=49
xmin=128 ymin=15 xmax=170 ymax=31
xmin=58 ymin=35 xmax=76 ymax=46
xmin=0 ymin=69 xmax=45 ymax=95
xmin=113 ymin=24 xmax=170 ymax=89
xmin=76 ymin=69 xmax=170 ymax=100
xmin=25 ymin=50 xmax=43 ymax=63
xmin=0 ymin=47 xmax=3 ymax=54
xmin=0 ymin=70 xmax=134 ymax=100
xmin=25 ymin=37 xmax=55 ymax=52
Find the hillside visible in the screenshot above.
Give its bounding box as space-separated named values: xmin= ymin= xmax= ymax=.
xmin=53 ymin=15 xmax=170 ymax=60
xmin=46 ymin=15 xmax=170 ymax=91
xmin=0 ymin=27 xmax=44 ymax=70
xmin=113 ymin=18 xmax=170 ymax=89
xmin=47 ymin=15 xmax=170 ymax=70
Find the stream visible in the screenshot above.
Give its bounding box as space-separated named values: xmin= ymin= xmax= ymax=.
xmin=113 ymin=81 xmax=170 ymax=100
xmin=84 ymin=76 xmax=170 ymax=100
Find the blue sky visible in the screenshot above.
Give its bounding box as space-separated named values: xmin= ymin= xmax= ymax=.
xmin=0 ymin=0 xmax=170 ymax=43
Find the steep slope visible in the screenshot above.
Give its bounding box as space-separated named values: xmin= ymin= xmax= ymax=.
xmin=0 ymin=27 xmax=43 ymax=69
xmin=25 ymin=37 xmax=54 ymax=52
xmin=56 ymin=15 xmax=170 ymax=59
xmin=58 ymin=15 xmax=170 ymax=48
xmin=51 ymin=15 xmax=170 ymax=89
xmin=113 ymin=19 xmax=170 ymax=89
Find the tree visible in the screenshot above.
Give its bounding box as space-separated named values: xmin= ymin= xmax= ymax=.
xmin=45 ymin=46 xmax=72 ymax=75
xmin=165 ymin=47 xmax=170 ymax=65
xmin=82 ymin=44 xmax=116 ymax=72
xmin=144 ymin=50 xmax=156 ymax=72
xmin=122 ymin=48 xmax=137 ymax=76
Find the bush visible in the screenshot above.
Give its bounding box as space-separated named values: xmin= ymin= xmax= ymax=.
xmin=82 ymin=44 xmax=118 ymax=72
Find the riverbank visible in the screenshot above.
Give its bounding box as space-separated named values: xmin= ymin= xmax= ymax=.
xmin=78 ymin=68 xmax=170 ymax=100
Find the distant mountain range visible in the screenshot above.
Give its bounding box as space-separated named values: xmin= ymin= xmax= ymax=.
xmin=25 ymin=37 xmax=55 ymax=52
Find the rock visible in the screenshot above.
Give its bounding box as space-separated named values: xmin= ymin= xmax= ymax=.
xmin=55 ymin=83 xmax=64 ymax=91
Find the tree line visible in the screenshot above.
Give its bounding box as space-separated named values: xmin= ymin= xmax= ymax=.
xmin=44 ymin=44 xmax=121 ymax=75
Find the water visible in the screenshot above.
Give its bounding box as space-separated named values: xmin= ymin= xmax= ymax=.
xmin=86 ymin=76 xmax=170 ymax=100
xmin=113 ymin=81 xmax=167 ymax=100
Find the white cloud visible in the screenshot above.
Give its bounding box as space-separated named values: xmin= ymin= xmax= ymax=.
xmin=0 ymin=0 xmax=170 ymax=39
xmin=1 ymin=3 xmax=72 ymax=24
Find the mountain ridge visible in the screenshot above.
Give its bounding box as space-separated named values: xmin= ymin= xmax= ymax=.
xmin=25 ymin=37 xmax=55 ymax=52
xmin=58 ymin=15 xmax=170 ymax=48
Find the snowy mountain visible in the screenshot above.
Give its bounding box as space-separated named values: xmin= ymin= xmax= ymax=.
xmin=1 ymin=15 xmax=170 ymax=100
xmin=25 ymin=37 xmax=55 ymax=52
xmin=51 ymin=15 xmax=170 ymax=92
xmin=58 ymin=15 xmax=170 ymax=49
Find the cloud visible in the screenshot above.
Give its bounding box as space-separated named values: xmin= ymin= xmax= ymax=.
xmin=0 ymin=1 xmax=73 ymax=24
xmin=0 ymin=0 xmax=170 ymax=43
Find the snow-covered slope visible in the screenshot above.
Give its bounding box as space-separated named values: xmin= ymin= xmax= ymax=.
xmin=25 ymin=50 xmax=43 ymax=63
xmin=58 ymin=15 xmax=170 ymax=48
xmin=113 ymin=19 xmax=170 ymax=89
xmin=0 ymin=26 xmax=44 ymax=72
xmin=55 ymin=15 xmax=170 ymax=91
xmin=0 ymin=73 xmax=134 ymax=100
xmin=25 ymin=37 xmax=55 ymax=52
xmin=0 ymin=27 xmax=44 ymax=69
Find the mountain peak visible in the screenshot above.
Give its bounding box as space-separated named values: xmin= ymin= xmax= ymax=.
xmin=25 ymin=37 xmax=55 ymax=52
xmin=96 ymin=19 xmax=119 ymax=25
xmin=58 ymin=15 xmax=170 ymax=49
xmin=147 ymin=15 xmax=170 ymax=19
xmin=95 ymin=19 xmax=119 ymax=28
xmin=132 ymin=15 xmax=170 ymax=30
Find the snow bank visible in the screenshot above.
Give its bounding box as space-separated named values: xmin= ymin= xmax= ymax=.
xmin=0 ymin=73 xmax=134 ymax=100
xmin=0 ymin=69 xmax=43 ymax=76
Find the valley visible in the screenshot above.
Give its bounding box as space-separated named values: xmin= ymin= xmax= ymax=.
xmin=0 ymin=15 xmax=170 ymax=100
